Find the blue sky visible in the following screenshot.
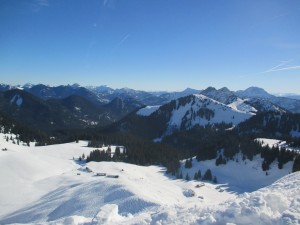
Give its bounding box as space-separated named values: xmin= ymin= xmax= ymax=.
xmin=1 ymin=0 xmax=300 ymax=93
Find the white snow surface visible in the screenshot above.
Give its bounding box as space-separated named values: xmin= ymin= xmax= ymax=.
xmin=136 ymin=105 xmax=160 ymax=116
xmin=0 ymin=132 xmax=299 ymax=225
xmin=228 ymin=98 xmax=257 ymax=113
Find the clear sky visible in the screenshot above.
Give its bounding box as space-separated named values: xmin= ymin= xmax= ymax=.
xmin=1 ymin=0 xmax=300 ymax=93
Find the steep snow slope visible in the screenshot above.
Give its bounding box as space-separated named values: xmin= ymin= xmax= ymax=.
xmin=227 ymin=98 xmax=257 ymax=113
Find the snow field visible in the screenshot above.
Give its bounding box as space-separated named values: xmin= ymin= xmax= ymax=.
xmin=0 ymin=132 xmax=299 ymax=224
xmin=179 ymin=154 xmax=293 ymax=193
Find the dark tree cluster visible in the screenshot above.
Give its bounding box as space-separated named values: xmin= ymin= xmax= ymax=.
xmin=185 ymin=158 xmax=193 ymax=168
xmin=86 ymin=132 xmax=181 ymax=175
xmin=237 ymin=111 xmax=300 ymax=139
xmin=0 ymin=110 xmax=49 ymax=144
xmin=261 ymin=145 xmax=298 ymax=171
xmin=86 ymin=147 xmax=126 ymax=162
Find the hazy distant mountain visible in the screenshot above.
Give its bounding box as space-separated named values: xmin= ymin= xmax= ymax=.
xmin=236 ymin=87 xmax=300 ymax=113
xmin=0 ymin=84 xmax=15 ymax=92
xmin=0 ymin=89 xmax=143 ymax=132
xmin=24 ymin=84 xmax=106 ymax=105
xmin=236 ymin=87 xmax=273 ymax=99
xmin=158 ymin=88 xmax=201 ymax=102
xmin=277 ymin=94 xmax=300 ymax=101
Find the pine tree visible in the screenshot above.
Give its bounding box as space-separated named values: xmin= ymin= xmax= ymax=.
xmin=179 ymin=171 xmax=183 ymax=179
xmin=185 ymin=158 xmax=192 ymax=168
xmin=194 ymin=172 xmax=199 ymax=180
xmin=292 ymin=156 xmax=300 ymax=172
xmin=213 ymin=176 xmax=218 ymax=183
xmin=197 ymin=169 xmax=201 ymax=179
xmin=203 ymin=169 xmax=212 ymax=181
xmin=185 ymin=173 xmax=190 ymax=181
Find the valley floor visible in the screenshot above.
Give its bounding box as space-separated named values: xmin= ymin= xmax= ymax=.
xmin=0 ymin=133 xmax=299 ymax=225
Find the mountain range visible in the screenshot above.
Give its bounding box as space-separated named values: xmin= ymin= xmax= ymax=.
xmin=1 ymin=83 xmax=300 ymax=138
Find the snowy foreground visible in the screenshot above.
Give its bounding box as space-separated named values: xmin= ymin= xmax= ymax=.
xmin=0 ymin=134 xmax=299 ymax=225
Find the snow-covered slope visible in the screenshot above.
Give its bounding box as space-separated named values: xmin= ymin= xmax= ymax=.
xmin=0 ymin=131 xmax=299 ymax=224
xmin=0 ymin=133 xmax=233 ymax=224
xmin=180 ymin=155 xmax=293 ymax=193
xmin=136 ymin=105 xmax=160 ymax=116
xmin=166 ymin=94 xmax=254 ymax=133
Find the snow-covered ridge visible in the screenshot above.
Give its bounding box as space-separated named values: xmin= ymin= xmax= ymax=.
xmin=166 ymin=94 xmax=254 ymax=132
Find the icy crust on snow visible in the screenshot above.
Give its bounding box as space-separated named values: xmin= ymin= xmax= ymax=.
xmin=136 ymin=105 xmax=160 ymax=116
xmin=166 ymin=94 xmax=254 ymax=133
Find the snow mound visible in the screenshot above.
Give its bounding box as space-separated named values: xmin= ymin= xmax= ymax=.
xmin=207 ymin=172 xmax=300 ymax=225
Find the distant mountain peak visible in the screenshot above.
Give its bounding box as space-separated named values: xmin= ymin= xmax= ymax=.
xmin=71 ymin=83 xmax=81 ymax=88
xmin=200 ymin=86 xmax=237 ymax=105
xmin=236 ymin=86 xmax=272 ymax=99
xmin=182 ymin=87 xmax=200 ymax=93
xmin=219 ymin=87 xmax=231 ymax=92
xmin=203 ymin=86 xmax=217 ymax=92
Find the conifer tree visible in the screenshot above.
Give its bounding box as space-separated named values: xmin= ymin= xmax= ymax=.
xmin=197 ymin=169 xmax=201 ymax=179
xmin=213 ymin=176 xmax=218 ymax=183
xmin=194 ymin=172 xmax=199 ymax=180
xmin=203 ymin=169 xmax=212 ymax=181
xmin=185 ymin=173 xmax=190 ymax=181
xmin=179 ymin=171 xmax=183 ymax=179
